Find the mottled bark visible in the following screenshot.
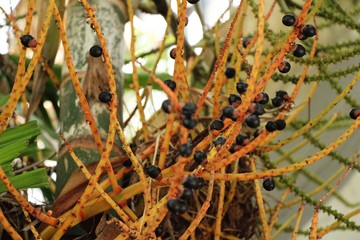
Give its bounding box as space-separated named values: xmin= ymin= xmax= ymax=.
xmin=56 ymin=0 xmax=127 ymax=195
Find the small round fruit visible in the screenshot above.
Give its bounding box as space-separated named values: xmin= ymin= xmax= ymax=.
xmin=196 ymin=177 xmax=205 ymax=189
xmin=184 ymin=175 xmax=198 ymax=189
xmin=123 ymin=159 xmax=132 ymax=167
xmin=236 ymin=134 xmax=248 ymax=145
xmin=146 ymin=165 xmax=161 ymax=179
xmin=177 ymin=199 xmax=188 ymax=214
xmin=245 ymin=115 xmax=260 ymax=128
xmin=282 ymin=14 xmax=296 ymax=26
xmin=222 ymin=105 xmax=235 ymax=118
xmin=170 ymin=48 xmax=177 ymax=59
xmin=263 ymin=178 xmax=276 ymax=191
xmin=210 ymin=119 xmax=224 ymax=130
xmin=89 ymin=45 xmax=103 ymax=57
xmin=253 ymin=129 xmax=260 ymax=138
xmin=278 ymin=61 xmax=291 ymax=73
xmin=181 ymin=103 xmax=197 ymax=117
xmin=236 ymin=81 xmax=248 ymax=94
xmin=228 ymin=94 xmax=242 ymax=106
xmin=20 ymin=34 xmax=36 ymax=48
xmin=242 ymin=38 xmax=251 ymax=48
xmin=98 ymin=91 xmax=112 ymax=103
xmin=213 ymin=137 xmax=226 ymax=147
xmin=225 ymin=67 xmax=236 ymax=78
xmin=183 ymin=118 xmax=197 ymax=129
xmin=253 ymin=103 xmax=265 ymax=116
xmin=164 ymin=79 xmax=177 ymax=91
xmin=275 ymin=119 xmax=286 ymax=130
xmin=293 ymin=44 xmax=306 ymax=58
xmin=187 ymin=0 xmax=200 ymax=3
xmin=161 ymin=99 xmax=171 ymax=113
xmin=181 ymin=188 xmax=193 ymax=200
xmin=155 ymin=226 xmax=163 ymax=237
xmin=255 ymin=92 xmax=269 ymax=105
xmin=167 ymin=199 xmax=180 ymax=213
xmin=194 ymin=150 xmax=207 ymax=164
xmin=271 ymin=97 xmax=283 ymax=107
xmin=349 ymin=109 xmax=360 ymax=120
xmin=179 ymin=143 xmax=193 ymax=157
xmin=265 ymin=121 xmax=277 ymax=132
xmin=302 ymin=24 xmax=316 ymax=37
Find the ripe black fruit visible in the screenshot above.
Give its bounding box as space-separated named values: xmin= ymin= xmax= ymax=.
xmin=123 ymin=159 xmax=132 ymax=167
xmin=245 ymin=115 xmax=260 ymax=128
xmin=181 ymin=103 xmax=197 ymax=117
xmin=183 ymin=118 xmax=197 ymax=129
xmin=275 ymin=119 xmax=286 ymax=130
xmin=181 ymin=187 xmax=193 ymax=200
xmin=213 ymin=137 xmax=226 ymax=147
xmin=194 ymin=150 xmax=206 ymax=164
xmin=228 ymin=94 xmax=242 ymax=106
xmin=282 ymin=14 xmax=296 ymax=26
xmin=167 ymin=199 xmax=180 ymax=213
xmin=161 ymin=99 xmax=171 ymax=113
xmin=98 ymin=91 xmax=112 ymax=103
xmin=164 ymin=79 xmax=177 ymax=91
xmin=278 ymin=61 xmax=291 ymax=73
xmin=184 ymin=175 xmax=198 ymax=189
xmin=271 ymin=97 xmax=283 ymax=107
xmin=263 ymin=178 xmax=275 ymax=191
xmin=146 ymin=165 xmax=161 ymax=179
xmin=187 ymin=0 xmax=200 ymax=3
xmin=302 ymin=24 xmax=316 ymax=37
xmin=196 ymin=177 xmax=205 ymax=189
xmin=265 ymin=121 xmax=277 ymax=132
xmin=177 ymin=199 xmax=188 ymax=214
xmin=210 ymin=119 xmax=224 ymax=130
xmin=236 ymin=81 xmax=248 ymax=94
xmin=253 ymin=103 xmax=265 ymax=116
xmin=179 ymin=143 xmax=193 ymax=157
xmin=89 ymin=45 xmax=103 ymax=57
xmin=225 ymin=67 xmax=236 ymax=78
xmin=170 ymin=48 xmax=177 ymax=59
xmin=293 ymin=44 xmax=306 ymax=57
xmin=222 ymin=105 xmax=235 ymax=118
xmin=242 ymin=38 xmax=251 ymax=48
xmin=349 ymin=109 xmax=360 ymax=119
xmin=255 ymin=92 xmax=269 ymax=105
xmin=20 ymin=34 xmax=35 ymax=48
xmin=236 ymin=134 xmax=248 ymax=145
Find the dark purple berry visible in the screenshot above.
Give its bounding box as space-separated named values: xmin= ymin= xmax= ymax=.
xmin=275 ymin=119 xmax=286 ymax=130
xmin=282 ymin=14 xmax=296 ymax=26
xmin=255 ymin=92 xmax=269 ymax=105
xmin=265 ymin=121 xmax=277 ymax=132
xmin=242 ymin=38 xmax=251 ymax=48
xmin=271 ymin=97 xmax=283 ymax=107
xmin=253 ymin=129 xmax=260 ymax=138
xmin=236 ymin=81 xmax=248 ymax=94
xmin=164 ymin=79 xmax=176 ymax=91
xmin=177 ymin=199 xmax=188 ymax=214
xmin=225 ymin=67 xmax=236 ymax=78
xmin=196 ymin=177 xmax=205 ymax=189
xmin=302 ymin=24 xmax=316 ymax=37
xmin=170 ymin=48 xmax=177 ymax=59
xmin=20 ymin=34 xmax=35 ymax=48
xmin=253 ymin=103 xmax=265 ymax=116
xmin=222 ymin=105 xmax=235 ymax=118
xmin=181 ymin=188 xmax=193 ymax=200
xmin=293 ymin=44 xmax=306 ymax=57
xmin=349 ymin=109 xmax=360 ymax=120
xmin=228 ymin=94 xmax=242 ymax=106
xmin=146 ymin=165 xmax=161 ymax=179
xmin=210 ymin=119 xmax=224 ymax=130
xmin=161 ymin=99 xmax=171 ymax=113
xmin=98 ymin=91 xmax=112 ymax=103
xmin=183 ymin=118 xmax=197 ymax=129
xmin=236 ymin=134 xmax=249 ymax=145
xmin=89 ymin=45 xmax=103 ymax=57
xmin=263 ymin=177 xmax=275 ymax=191
xmin=182 ymin=103 xmax=197 ymax=117
xmin=184 ymin=175 xmax=198 ymax=189
xmin=194 ymin=150 xmax=206 ymax=164
xmin=155 ymin=226 xmax=163 ymax=237
xmin=276 ymin=90 xmax=289 ymax=99
xmin=245 ymin=115 xmax=260 ymax=128
xmin=213 ymin=137 xmax=226 ymax=147
xmin=278 ymin=61 xmax=291 ymax=73
xmin=179 ymin=143 xmax=193 ymax=157
xmin=167 ymin=199 xmax=180 ymax=213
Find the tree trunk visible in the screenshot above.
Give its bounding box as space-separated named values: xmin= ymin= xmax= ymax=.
xmin=56 ymin=0 xmax=127 ymax=196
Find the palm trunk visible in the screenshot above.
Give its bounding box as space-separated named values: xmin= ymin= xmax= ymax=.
xmin=56 ymin=0 xmax=127 ymax=195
